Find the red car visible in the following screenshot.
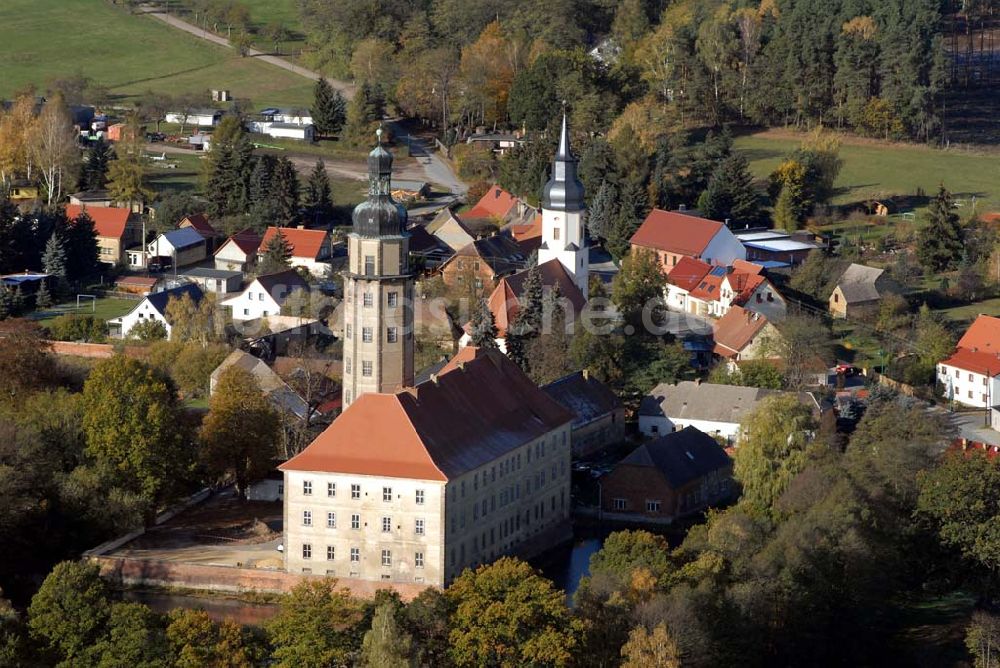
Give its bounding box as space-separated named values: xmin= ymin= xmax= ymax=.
xmin=835 ymin=364 xmax=861 ymax=377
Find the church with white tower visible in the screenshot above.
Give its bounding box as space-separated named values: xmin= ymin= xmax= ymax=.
xmin=538 ymin=114 xmax=589 ymax=299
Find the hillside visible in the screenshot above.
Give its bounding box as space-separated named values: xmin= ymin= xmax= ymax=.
xmin=0 ymin=0 xmax=313 ymax=107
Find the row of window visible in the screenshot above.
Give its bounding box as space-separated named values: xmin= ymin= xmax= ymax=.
xmin=301 ymin=481 xmax=425 ymax=505
xmin=301 ymin=510 xmax=425 ymax=535
xmin=450 ymin=432 xmax=567 ymax=502
xmin=344 ymin=325 xmax=400 ymax=343
xmin=612 ymin=498 xmax=662 ymax=512
xmin=301 ymin=544 xmax=424 ymax=568
xmin=358 ymin=291 xmax=400 ymax=307
xmin=448 ymin=493 xmax=564 ymax=570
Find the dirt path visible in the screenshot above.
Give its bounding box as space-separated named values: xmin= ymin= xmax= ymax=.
xmin=136 ymin=5 xmax=356 ymax=99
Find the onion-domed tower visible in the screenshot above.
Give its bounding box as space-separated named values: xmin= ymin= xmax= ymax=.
xmin=342 ymin=129 xmax=414 ymax=408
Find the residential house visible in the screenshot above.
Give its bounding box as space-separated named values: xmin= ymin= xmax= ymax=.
xmin=211 ymin=350 xmax=312 ymax=421
xmin=666 ymin=258 xmax=786 ymax=321
xmin=407 ymin=224 xmax=454 ymax=270
xmin=736 ymin=230 xmax=821 ymax=267
xmin=165 ymin=109 xmax=222 ymax=126
xmin=509 ymin=213 xmax=543 ymax=256
xmin=68 ymin=190 xmax=114 ymax=207
xmin=178 ymin=213 xmax=221 ymax=253
xmin=143 ymin=228 xmax=207 ymax=269
xmin=222 ymin=269 xmax=311 ymax=321
xmin=260 ymin=227 xmax=331 ymax=276
xmin=111 ymin=283 xmax=203 ymax=339
xmin=638 ymin=380 xmax=813 ymax=441
xmin=712 ymin=305 xmax=782 ymax=362
xmin=464 ymin=133 xmax=525 ymax=156
xmin=599 ymin=426 xmax=733 ymax=524
xmin=829 ymin=263 xmax=901 ymax=319
xmin=278 ymin=346 xmax=574 ymax=586
xmin=258 ymin=108 xmax=313 ymax=125
xmin=458 ymin=258 xmax=586 ymax=351
xmin=247 ymin=120 xmax=315 ymax=142
xmin=465 ymin=184 xmax=537 ymax=230
xmin=439 ymin=235 xmax=527 ymax=292
xmin=426 ymin=209 xmax=476 ymax=252
xmin=630 ymin=209 xmax=746 ymax=270
xmin=9 ymin=180 xmax=40 ymax=208
xmin=178 ymin=267 xmax=243 ymax=294
xmin=938 ymin=315 xmax=1000 ymax=408
xmin=66 ymin=204 xmax=141 ymax=266
xmin=542 ymin=370 xmax=625 ymax=456
xmin=214 ymin=229 xmax=262 ymax=273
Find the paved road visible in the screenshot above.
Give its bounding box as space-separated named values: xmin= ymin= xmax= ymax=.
xmin=137 ymin=5 xmax=356 ymax=99
xmin=390 ymin=121 xmax=468 ymax=196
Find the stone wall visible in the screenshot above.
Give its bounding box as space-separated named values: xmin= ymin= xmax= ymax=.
xmin=90 ymin=555 xmax=432 ymax=601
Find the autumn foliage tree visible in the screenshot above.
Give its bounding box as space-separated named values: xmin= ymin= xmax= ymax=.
xmin=200 ymin=366 xmax=281 ymax=500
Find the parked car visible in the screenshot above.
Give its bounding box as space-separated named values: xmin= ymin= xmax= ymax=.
xmin=146 ymin=131 xmax=165 ymax=142
xmin=835 ymin=363 xmax=861 ymax=377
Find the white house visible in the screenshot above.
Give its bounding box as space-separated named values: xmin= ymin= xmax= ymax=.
xmin=630 ymin=209 xmax=746 ymax=271
xmin=143 ymin=227 xmax=207 ymax=269
xmin=259 ymin=108 xmax=313 ymax=125
xmin=110 ymin=284 xmax=203 ymax=340
xmin=259 ymin=227 xmax=331 ymax=277
xmin=248 ymin=120 xmax=316 ymax=142
xmin=665 ymin=258 xmax=786 ymax=321
xmin=214 ymin=229 xmax=262 ymax=273
xmin=221 ymin=269 xmax=310 ymax=321
xmin=165 ymin=109 xmax=222 ymax=127
xmin=638 ymin=380 xmax=815 ymax=443
xmin=938 ymin=315 xmax=1000 ymax=408
xmin=178 ymin=267 xmax=243 ymax=294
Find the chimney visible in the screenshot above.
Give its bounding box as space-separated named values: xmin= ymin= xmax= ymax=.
xmin=457 ymin=361 xmax=466 ymax=372
xmin=430 ymin=374 xmax=439 ymax=385
xmin=582 ymin=368 xmax=590 ymax=380
xmin=678 ymin=204 xmax=687 ymax=212
xmin=694 ymin=378 xmax=701 ymax=385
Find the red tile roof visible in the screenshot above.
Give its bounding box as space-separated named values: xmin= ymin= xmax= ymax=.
xmin=630 ymin=209 xmax=724 ymax=257
xmin=65 ymin=204 xmax=130 ymax=240
xmin=941 ymin=348 xmax=1000 ymax=377
xmin=732 ymin=259 xmax=764 ymax=275
xmin=180 ymin=213 xmax=216 ymax=236
xmin=466 ymin=185 xmax=519 ymax=220
xmin=261 ymin=227 xmax=328 ymax=260
xmin=479 ymin=259 xmax=587 ymax=337
xmin=510 ymin=213 xmax=542 ymax=243
xmin=217 ymin=228 xmax=263 ymax=257
xmin=690 ymin=268 xmax=727 ymax=301
xmin=713 ymin=306 xmax=770 ymax=357
xmin=280 ymin=348 xmax=573 ymax=480
xmin=727 ymin=272 xmax=768 ymax=306
xmin=667 ymin=257 xmax=712 ymax=292
xmin=957 ymin=315 xmax=1000 ymax=354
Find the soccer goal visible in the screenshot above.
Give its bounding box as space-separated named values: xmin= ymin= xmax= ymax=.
xmin=76 ymin=294 xmax=97 ymax=312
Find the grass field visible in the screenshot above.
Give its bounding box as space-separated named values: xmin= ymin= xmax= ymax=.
xmin=735 ymin=131 xmax=1000 ymax=214
xmin=32 ymin=297 xmax=137 ymax=324
xmin=165 ymin=0 xmax=306 ymax=55
xmin=0 ymin=0 xmax=314 ymax=107
xmin=938 ymin=297 xmax=1000 ymax=325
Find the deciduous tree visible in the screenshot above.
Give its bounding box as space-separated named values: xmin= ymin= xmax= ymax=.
xmin=267 ymin=579 xmax=368 ymax=668
xmin=360 ymin=602 xmax=416 ymax=667
xmin=200 ymin=366 xmax=280 ymax=499
xmin=28 ymin=561 xmax=110 ymax=666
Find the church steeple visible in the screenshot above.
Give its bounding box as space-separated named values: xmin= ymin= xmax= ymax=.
xmin=353 ymin=127 xmax=407 ymax=238
xmin=542 ymin=113 xmax=585 ymax=212
xmin=538 ymin=112 xmax=589 ymax=299
xmin=342 ymin=130 xmax=414 ymax=408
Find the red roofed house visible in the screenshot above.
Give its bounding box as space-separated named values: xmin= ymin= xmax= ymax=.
xmin=466 ymin=184 xmax=520 ymax=221
xmin=630 ymin=209 xmax=746 ymax=271
xmin=712 ymin=305 xmax=782 ymax=362
xmin=65 ymin=204 xmax=141 ymax=266
xmin=215 ymin=229 xmax=263 ymax=273
xmin=458 ymin=258 xmax=587 ymax=352
xmin=178 ymin=213 xmax=222 ymax=253
xmin=666 ymin=259 xmax=786 ymax=321
xmin=937 ymin=315 xmax=1000 ymax=408
xmin=260 ymin=226 xmax=331 ymax=276
xmin=278 ymin=346 xmax=573 ymax=588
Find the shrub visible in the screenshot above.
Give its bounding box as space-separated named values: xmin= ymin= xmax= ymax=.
xmin=46 ymin=314 xmax=108 ymax=342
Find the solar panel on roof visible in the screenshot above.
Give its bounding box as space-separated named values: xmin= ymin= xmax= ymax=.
xmin=710 ymin=266 xmax=726 ymax=276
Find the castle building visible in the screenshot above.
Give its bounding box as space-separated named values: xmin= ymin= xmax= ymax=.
xmin=281 ymin=135 xmax=574 ymax=590
xmin=341 ymin=129 xmax=415 ymax=409
xmin=538 ymin=114 xmax=589 ymax=299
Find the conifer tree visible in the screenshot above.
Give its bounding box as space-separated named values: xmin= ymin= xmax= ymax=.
xmin=273 ymin=157 xmax=300 ymax=226
xmin=259 ymin=230 xmax=293 ymax=275
xmin=312 ymin=79 xmax=347 ymax=137
xmin=917 ymin=186 xmax=964 ymax=272
xmin=469 ymin=298 xmax=499 ymax=349
xmin=81 ymin=137 xmax=114 ymax=191
xmin=11 ymin=286 xmax=25 ymax=316
xmin=303 ymin=159 xmax=333 ymax=226
xmin=63 ymin=212 xmax=100 ymax=282
xmin=35 ymin=279 xmax=52 ymax=310
xmin=587 ymin=180 xmax=615 ymax=241
xmin=42 ymin=232 xmax=67 ymax=280
xmin=518 ymin=265 xmax=543 ymax=336
xmin=699 ymin=153 xmax=760 ymax=227
xmin=0 ymin=290 xmax=10 ymax=320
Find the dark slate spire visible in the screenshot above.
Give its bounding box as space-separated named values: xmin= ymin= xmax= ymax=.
xmin=352 ymin=127 xmax=407 ymax=237
xmin=542 ymin=113 xmax=585 ymax=212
